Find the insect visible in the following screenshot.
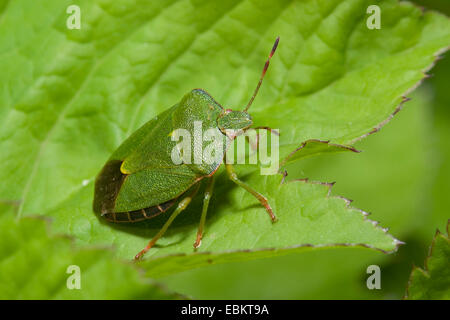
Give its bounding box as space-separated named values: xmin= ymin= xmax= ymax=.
xmin=93 ymin=37 xmax=280 ymax=260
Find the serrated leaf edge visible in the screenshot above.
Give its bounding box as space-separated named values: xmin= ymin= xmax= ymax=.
xmin=138 ymin=175 xmax=404 ymax=275
xmin=403 ymin=219 xmax=450 ymax=300
xmin=279 ymin=139 xmax=361 ymax=169
xmin=349 ymin=45 xmax=450 ymax=145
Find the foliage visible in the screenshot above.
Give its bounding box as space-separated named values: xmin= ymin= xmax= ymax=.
xmin=405 ymin=220 xmax=450 ymax=300
xmin=0 ymin=0 xmax=449 ymax=298
xmin=0 ymin=203 xmax=183 ymax=299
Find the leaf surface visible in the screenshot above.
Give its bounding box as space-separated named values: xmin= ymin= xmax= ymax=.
xmin=0 ymin=204 xmax=183 ymax=299
xmin=0 ymin=0 xmax=449 ymax=276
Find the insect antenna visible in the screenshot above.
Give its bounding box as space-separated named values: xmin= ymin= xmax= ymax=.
xmin=244 ymin=36 xmax=280 ymax=112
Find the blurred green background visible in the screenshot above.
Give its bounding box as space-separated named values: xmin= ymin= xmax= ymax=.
xmin=159 ymin=1 xmax=450 ymax=299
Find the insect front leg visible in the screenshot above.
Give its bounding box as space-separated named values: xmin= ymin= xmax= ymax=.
xmin=193 ymin=176 xmax=215 ymax=249
xmin=246 ymin=126 xmax=280 ymax=151
xmin=225 ymin=163 xmax=277 ymax=222
xmin=134 ymin=183 xmax=200 ymax=261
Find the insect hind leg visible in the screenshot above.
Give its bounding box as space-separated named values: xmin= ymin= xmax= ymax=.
xmin=134 ymin=183 xmax=201 ymax=260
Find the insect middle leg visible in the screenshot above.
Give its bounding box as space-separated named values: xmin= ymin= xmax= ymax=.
xmin=225 ymin=163 xmax=277 ymax=222
xmin=134 ymin=183 xmax=200 ymax=260
xmin=194 ymin=176 xmax=215 ymax=249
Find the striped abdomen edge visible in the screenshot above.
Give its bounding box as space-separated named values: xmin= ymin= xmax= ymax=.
xmin=102 ymin=198 xmax=176 ymax=223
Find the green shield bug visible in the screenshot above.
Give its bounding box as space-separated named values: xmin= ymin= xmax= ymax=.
xmin=93 ymin=37 xmax=280 ymax=260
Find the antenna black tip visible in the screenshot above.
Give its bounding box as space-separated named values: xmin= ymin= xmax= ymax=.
xmin=270 ymin=37 xmax=280 ymax=58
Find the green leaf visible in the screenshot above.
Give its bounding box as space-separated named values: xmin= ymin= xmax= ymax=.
xmin=0 ymin=203 xmax=184 ymax=299
xmin=47 ymin=168 xmax=400 ymax=277
xmin=0 ymin=0 xmax=449 ymax=276
xmin=158 ymin=86 xmax=446 ymax=299
xmin=405 ymin=220 xmax=450 ymax=300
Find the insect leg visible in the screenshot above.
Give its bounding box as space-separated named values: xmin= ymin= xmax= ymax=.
xmin=253 ymin=126 xmax=279 ymax=135
xmin=247 ymin=126 xmax=280 ymax=151
xmin=225 ymin=163 xmax=277 ymax=222
xmin=134 ymin=183 xmax=200 ymax=260
xmin=194 ymin=176 xmax=215 ymax=249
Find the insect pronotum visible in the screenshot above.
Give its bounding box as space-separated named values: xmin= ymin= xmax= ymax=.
xmin=93 ymin=37 xmax=280 ymax=260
